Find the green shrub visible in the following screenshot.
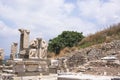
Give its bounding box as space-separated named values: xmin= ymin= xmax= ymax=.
xmin=48 ymin=31 xmax=84 ymax=54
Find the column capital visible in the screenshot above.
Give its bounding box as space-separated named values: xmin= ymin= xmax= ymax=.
xmin=13 ymin=42 xmax=18 ymax=45
xmin=19 ymin=29 xmax=30 ymax=34
xmin=36 ymin=38 xmax=42 ymax=41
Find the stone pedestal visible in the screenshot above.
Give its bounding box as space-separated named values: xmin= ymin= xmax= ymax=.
xmin=12 ymin=59 xmax=49 ymax=76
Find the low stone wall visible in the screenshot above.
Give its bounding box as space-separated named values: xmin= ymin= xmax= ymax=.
xmin=67 ymin=40 xmax=120 ymax=67
xmin=49 ymin=66 xmax=57 ymax=74
xmin=12 ymin=76 xmax=41 ymax=80
xmin=12 ymin=60 xmax=49 ymax=76
xmin=58 ymin=77 xmax=80 ymax=80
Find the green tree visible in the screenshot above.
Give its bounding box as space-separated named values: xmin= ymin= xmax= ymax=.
xmin=48 ymin=31 xmax=84 ymax=54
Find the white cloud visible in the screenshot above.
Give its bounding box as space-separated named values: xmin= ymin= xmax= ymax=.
xmin=63 ymin=3 xmax=75 ymax=14
xmin=0 ymin=21 xmax=18 ymax=37
xmin=77 ymin=0 xmax=120 ymax=25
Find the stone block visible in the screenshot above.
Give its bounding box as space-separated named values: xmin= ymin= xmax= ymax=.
xmin=13 ymin=64 xmax=25 ymax=73
xmin=26 ymin=64 xmax=38 ymax=72
xmin=17 ymin=72 xmax=40 ymax=76
xmin=58 ymin=77 xmax=80 ymax=80
xmin=49 ymin=67 xmax=57 ymax=74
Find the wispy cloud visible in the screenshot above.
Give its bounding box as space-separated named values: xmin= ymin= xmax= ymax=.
xmin=77 ymin=0 xmax=120 ymax=25
xmin=0 ymin=21 xmax=18 ymax=37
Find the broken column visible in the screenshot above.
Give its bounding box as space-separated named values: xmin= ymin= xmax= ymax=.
xmin=10 ymin=42 xmax=18 ymax=60
xmin=0 ymin=48 xmax=4 ymax=65
xmin=19 ymin=29 xmax=30 ymax=58
xmin=36 ymin=38 xmax=42 ymax=59
xmin=41 ymin=40 xmax=48 ymax=59
xmin=36 ymin=38 xmax=48 ymax=59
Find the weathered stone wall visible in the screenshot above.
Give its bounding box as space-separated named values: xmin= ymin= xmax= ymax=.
xmin=67 ymin=40 xmax=120 ymax=67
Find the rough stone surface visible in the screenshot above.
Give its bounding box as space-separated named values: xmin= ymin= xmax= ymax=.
xmin=58 ymin=40 xmax=120 ymax=76
xmin=66 ymin=40 xmax=120 ymax=68
xmin=0 ymin=48 xmax=4 ymax=61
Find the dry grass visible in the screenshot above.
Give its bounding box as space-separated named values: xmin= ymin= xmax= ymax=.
xmin=57 ymin=47 xmax=78 ymax=57
xmin=79 ymin=23 xmax=120 ymax=48
xmin=47 ymin=52 xmax=56 ymax=58
xmin=48 ymin=47 xmax=79 ymax=58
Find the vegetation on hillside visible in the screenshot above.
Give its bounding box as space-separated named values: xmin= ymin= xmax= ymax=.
xmin=47 ymin=23 xmax=120 ymax=58
xmin=79 ymin=23 xmax=120 ymax=48
xmin=48 ymin=31 xmax=84 ymax=55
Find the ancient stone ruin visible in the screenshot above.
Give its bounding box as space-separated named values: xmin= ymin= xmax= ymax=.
xmin=1 ymin=29 xmax=120 ymax=80
xmin=15 ymin=29 xmax=48 ymax=75
xmin=1 ymin=29 xmax=49 ymax=79
xmin=18 ymin=28 xmax=48 ymax=59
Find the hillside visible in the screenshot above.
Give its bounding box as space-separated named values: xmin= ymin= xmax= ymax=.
xmin=48 ymin=23 xmax=120 ymax=58
xmin=79 ymin=23 xmax=120 ymax=48
xmin=53 ymin=24 xmax=120 ymax=76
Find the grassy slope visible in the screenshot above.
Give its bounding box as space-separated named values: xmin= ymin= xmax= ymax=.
xmin=79 ymin=23 xmax=120 ymax=48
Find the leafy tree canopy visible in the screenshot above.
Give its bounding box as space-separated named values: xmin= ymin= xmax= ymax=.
xmin=48 ymin=31 xmax=84 ymax=54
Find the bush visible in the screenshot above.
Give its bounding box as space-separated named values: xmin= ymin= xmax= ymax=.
xmin=48 ymin=31 xmax=84 ymax=54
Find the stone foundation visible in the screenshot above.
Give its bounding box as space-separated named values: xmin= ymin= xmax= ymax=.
xmin=12 ymin=59 xmax=49 ymax=76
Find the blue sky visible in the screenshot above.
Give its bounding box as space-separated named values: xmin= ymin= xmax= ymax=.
xmin=0 ymin=0 xmax=120 ymax=56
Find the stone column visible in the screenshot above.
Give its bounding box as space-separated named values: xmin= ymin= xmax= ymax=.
xmin=10 ymin=42 xmax=18 ymax=60
xmin=0 ymin=48 xmax=4 ymax=65
xmin=36 ymin=38 xmax=48 ymax=59
xmin=41 ymin=40 xmax=48 ymax=59
xmin=36 ymin=38 xmax=42 ymax=59
xmin=19 ymin=29 xmax=30 ymax=58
